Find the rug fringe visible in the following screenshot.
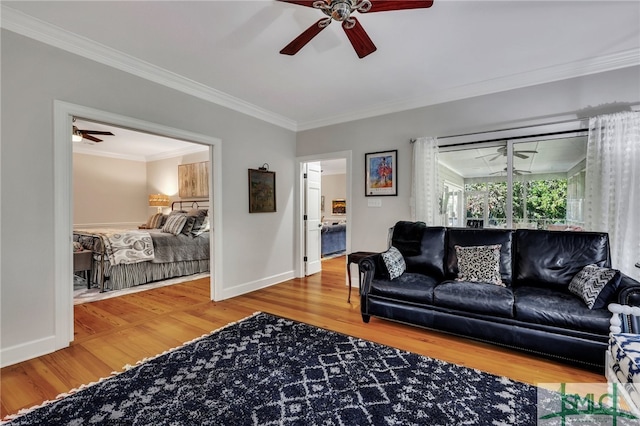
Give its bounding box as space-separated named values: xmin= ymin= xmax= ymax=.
xmin=0 ymin=312 xmax=263 ymax=424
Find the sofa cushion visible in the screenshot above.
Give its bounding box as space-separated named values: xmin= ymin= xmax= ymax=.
xmin=514 ymin=286 xmax=611 ymax=334
xmin=391 ymin=221 xmax=426 ymax=256
xmin=455 ymin=244 xmax=504 ymax=286
xmin=398 ymin=226 xmax=447 ymax=280
xmin=446 ymin=229 xmax=513 ymax=285
xmin=568 ymin=264 xmax=621 ymax=309
xmin=381 ymin=246 xmax=406 ymax=280
xmin=433 ymin=280 xmax=514 ymax=318
xmin=370 ymin=273 xmax=438 ymax=304
xmin=514 ymin=229 xmax=611 ymax=288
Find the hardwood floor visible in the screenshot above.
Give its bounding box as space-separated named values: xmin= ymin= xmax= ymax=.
xmin=1 ymin=256 xmax=604 ymax=418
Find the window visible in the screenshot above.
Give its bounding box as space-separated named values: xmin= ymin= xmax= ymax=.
xmin=438 ymin=135 xmax=587 ymax=230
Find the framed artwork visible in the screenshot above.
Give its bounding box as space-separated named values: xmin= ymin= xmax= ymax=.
xmin=178 ymin=161 xmax=209 ymax=198
xmin=365 ymin=150 xmax=397 ymax=196
xmin=332 ymin=199 xmax=346 ymax=215
xmin=248 ymin=169 xmax=276 ymax=213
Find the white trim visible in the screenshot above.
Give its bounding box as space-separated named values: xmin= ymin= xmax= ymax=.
xmin=0 ymin=5 xmax=296 ymax=132
xmin=295 ymin=151 xmax=352 ymax=278
xmin=0 ymin=336 xmax=59 ymax=369
xmin=297 ymin=50 xmax=640 ymax=131
xmin=218 ymin=271 xmax=296 ymax=300
xmin=10 ymin=100 xmax=226 ymax=368
xmin=72 ymin=143 xmax=208 ymax=163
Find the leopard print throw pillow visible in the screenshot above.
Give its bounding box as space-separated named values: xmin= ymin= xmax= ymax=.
xmin=455 ymin=244 xmax=504 ymax=286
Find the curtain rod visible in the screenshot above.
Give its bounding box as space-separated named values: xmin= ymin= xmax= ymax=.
xmin=409 ymin=117 xmax=586 ymax=144
xmin=410 ymin=107 xmax=640 ymax=144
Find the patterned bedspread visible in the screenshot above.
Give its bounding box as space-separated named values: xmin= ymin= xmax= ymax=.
xmin=75 ymin=228 xmax=154 ymax=265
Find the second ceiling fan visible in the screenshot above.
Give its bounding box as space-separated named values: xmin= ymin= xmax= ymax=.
xmin=278 ymin=0 xmax=434 ymax=58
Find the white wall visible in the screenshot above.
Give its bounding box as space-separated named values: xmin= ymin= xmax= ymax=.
xmin=0 ymin=30 xmax=296 ymax=362
xmin=321 ymin=173 xmax=346 ymax=222
xmin=296 ymin=66 xmax=640 ymax=253
xmin=73 ymin=153 xmax=147 ymax=226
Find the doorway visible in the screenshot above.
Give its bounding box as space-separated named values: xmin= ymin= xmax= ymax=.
xmin=296 ymin=151 xmax=352 ymax=278
xmin=53 ymin=101 xmax=223 ymax=350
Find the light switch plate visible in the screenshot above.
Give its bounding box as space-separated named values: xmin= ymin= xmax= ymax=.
xmin=368 ymin=199 xmax=382 ymax=208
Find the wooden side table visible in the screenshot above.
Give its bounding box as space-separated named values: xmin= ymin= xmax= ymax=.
xmin=347 ymin=251 xmax=376 ymax=303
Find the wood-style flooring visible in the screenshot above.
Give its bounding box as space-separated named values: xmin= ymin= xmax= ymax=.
xmin=0 ymin=256 xmax=604 ymax=418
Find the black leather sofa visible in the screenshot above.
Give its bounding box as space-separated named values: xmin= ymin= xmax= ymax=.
xmin=359 ymin=222 xmax=640 ymax=369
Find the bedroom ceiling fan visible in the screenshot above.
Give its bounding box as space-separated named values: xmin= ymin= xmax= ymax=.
xmin=72 ymin=118 xmax=114 ymax=143
xmin=476 ymin=145 xmax=538 ymax=162
xmin=278 ymin=0 xmax=434 ymax=58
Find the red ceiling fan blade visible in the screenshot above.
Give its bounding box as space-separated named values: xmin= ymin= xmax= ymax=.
xmin=365 ymin=0 xmax=434 ymax=13
xmin=277 ymin=0 xmax=325 ymax=8
xmin=82 ymin=134 xmax=103 ymax=143
xmin=280 ymin=19 xmax=329 ymax=55
xmin=343 ymin=17 xmax=376 ymax=58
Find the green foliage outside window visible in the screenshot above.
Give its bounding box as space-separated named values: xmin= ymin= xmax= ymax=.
xmin=465 ymin=180 xmax=567 ymax=223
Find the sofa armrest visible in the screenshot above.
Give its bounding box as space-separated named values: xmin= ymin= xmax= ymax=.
xmin=615 ymin=273 xmax=640 ymax=306
xmin=359 ymin=254 xmax=382 ymax=297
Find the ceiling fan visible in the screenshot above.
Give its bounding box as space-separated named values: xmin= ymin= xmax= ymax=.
xmin=72 ymin=118 xmax=114 ymax=143
xmin=278 ymin=0 xmax=434 ymax=58
xmin=490 ymin=167 xmax=531 ymax=176
xmin=476 ymin=145 xmax=538 ymax=161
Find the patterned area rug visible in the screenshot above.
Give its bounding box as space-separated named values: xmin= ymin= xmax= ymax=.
xmin=5 ymin=313 xmax=551 ymax=425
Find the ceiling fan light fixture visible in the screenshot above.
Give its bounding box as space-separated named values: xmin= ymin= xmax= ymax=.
xmin=331 ymin=1 xmax=351 ymax=21
xmin=72 ymin=126 xmax=83 ymax=142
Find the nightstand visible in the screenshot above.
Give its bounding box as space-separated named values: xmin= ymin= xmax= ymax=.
xmin=73 ymin=250 xmax=93 ymax=289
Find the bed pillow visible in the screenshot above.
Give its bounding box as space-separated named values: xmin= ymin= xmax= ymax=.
xmin=192 ymin=216 xmax=210 ymax=237
xmin=381 ymin=246 xmax=406 ymax=280
xmin=455 ymin=244 xmax=504 ymax=286
xmin=146 ymin=213 xmax=164 ymax=229
xmin=162 ymin=213 xmax=188 ymax=235
xmin=181 ymin=216 xmax=197 ymax=235
xmin=187 ymin=209 xmax=208 ymax=236
xmin=568 ymin=264 xmax=621 ymax=309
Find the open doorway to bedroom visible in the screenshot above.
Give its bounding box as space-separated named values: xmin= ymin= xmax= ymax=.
xmin=53 ymin=101 xmax=223 ymax=351
xmin=71 ymin=118 xmax=213 ymax=304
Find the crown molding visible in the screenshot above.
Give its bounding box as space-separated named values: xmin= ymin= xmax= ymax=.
xmin=3 ymin=5 xmax=638 ymax=133
xmin=296 ymin=49 xmax=640 ymax=131
xmin=0 ymin=5 xmax=298 ymax=132
xmin=72 ymin=142 xmax=208 ymax=162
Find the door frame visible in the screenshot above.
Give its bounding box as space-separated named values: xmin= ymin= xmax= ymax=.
xmin=295 ymin=151 xmax=352 ymax=278
xmin=53 ymin=101 xmax=223 ymax=348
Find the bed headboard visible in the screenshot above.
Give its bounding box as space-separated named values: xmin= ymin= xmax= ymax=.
xmin=172 ymin=200 xmax=210 ymax=211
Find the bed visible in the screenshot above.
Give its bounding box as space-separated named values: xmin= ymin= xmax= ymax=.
xmin=73 ymin=200 xmax=210 ymax=292
xmin=321 ymin=223 xmax=346 ymax=257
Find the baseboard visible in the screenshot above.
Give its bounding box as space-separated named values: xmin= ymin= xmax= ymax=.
xmin=1 ymin=335 xmax=58 ymax=368
xmin=219 ymin=270 xmax=295 ymax=300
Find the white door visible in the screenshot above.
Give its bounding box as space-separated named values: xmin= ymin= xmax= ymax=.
xmin=305 ymin=162 xmax=322 ymax=275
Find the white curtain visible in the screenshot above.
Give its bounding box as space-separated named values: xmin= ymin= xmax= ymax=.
xmin=410 ymin=136 xmax=441 ymax=225
xmin=585 ymin=111 xmax=640 ymax=278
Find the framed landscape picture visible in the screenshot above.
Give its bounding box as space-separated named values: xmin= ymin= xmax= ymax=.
xmin=248 ymin=169 xmax=276 ymax=213
xmin=365 ymin=150 xmax=397 ymax=196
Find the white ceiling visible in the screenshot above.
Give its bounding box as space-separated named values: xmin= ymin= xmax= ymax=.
xmin=72 ymin=119 xmax=208 ymax=162
xmin=3 ymin=1 xmax=639 ymax=133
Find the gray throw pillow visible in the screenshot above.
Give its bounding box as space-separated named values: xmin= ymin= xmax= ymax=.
xmin=568 ymin=264 xmax=621 ymax=309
